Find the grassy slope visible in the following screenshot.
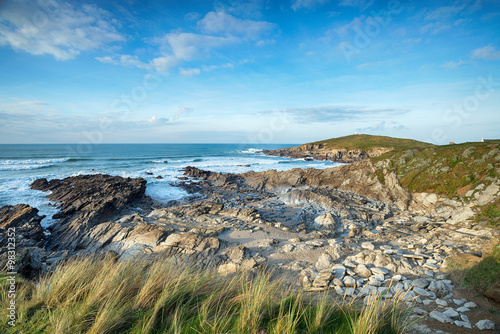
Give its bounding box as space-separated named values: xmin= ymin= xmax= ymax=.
xmin=371 ymin=141 xmax=500 ymax=201
xmin=308 ymin=134 xmax=435 ymax=151
xmin=0 ymin=256 xmax=413 ymax=334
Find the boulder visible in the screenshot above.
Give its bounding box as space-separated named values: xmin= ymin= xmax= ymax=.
xmin=316 ymin=253 xmax=334 ymax=270
xmin=314 ymin=213 xmax=337 ymax=229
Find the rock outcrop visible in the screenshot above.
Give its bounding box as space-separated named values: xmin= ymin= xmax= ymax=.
xmin=0 ymin=204 xmax=46 ymax=278
xmin=30 ymin=174 xmax=148 ymax=251
xmin=263 ymin=144 xmax=392 ymax=163
xmin=182 ymin=159 xmax=411 ymax=210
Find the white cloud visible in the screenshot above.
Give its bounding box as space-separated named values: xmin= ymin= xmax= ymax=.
xmin=441 ymin=59 xmax=468 ymax=69
xmin=355 ymin=121 xmax=408 ymax=132
xmin=420 ymin=22 xmax=451 ymax=35
xmin=97 ymin=12 xmax=270 ymax=73
xmin=96 ymin=55 xmax=149 ymax=69
xmin=424 ymin=5 xmax=465 ymax=21
xmin=149 ymin=32 xmax=239 ymax=72
xmin=100 ymin=32 xmax=239 ymax=73
xmin=0 ymin=0 xmax=124 ymax=60
xmin=357 ymin=60 xmax=394 ymax=70
xmin=472 ymin=44 xmax=500 ymax=60
xmin=148 ymin=115 xmax=169 ymax=125
xmin=197 ymin=11 xmax=274 ymax=39
xmin=256 ymin=105 xmax=409 ymax=123
xmin=179 ymin=68 xmax=201 ymax=76
xmin=338 ymin=0 xmax=374 ymax=10
xmin=291 ymin=0 xmax=330 ymax=11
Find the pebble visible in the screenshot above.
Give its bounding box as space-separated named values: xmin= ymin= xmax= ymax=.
xmin=442 ymin=308 xmax=459 ymax=318
xmin=413 ymin=287 xmax=432 ymax=298
xmin=371 ymin=267 xmax=389 ymax=275
xmin=454 ymin=320 xmax=472 ymax=329
xmin=456 ymin=306 xmax=470 ymax=313
xmin=361 ymin=241 xmax=375 ymax=250
xmin=429 ymin=310 xmax=452 ymax=323
xmin=435 ymin=298 xmax=448 ymax=307
xmin=475 ymin=319 xmax=496 ymax=330
xmin=343 ymin=276 xmax=356 ymax=287
xmin=464 ymin=302 xmax=478 ymax=308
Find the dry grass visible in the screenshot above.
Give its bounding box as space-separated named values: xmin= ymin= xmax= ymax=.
xmin=1 ymin=255 xmax=414 ymax=333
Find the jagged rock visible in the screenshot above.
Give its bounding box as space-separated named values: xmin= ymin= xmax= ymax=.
xmin=0 ymin=204 xmax=47 ymax=277
xmin=0 ymin=204 xmax=44 ymax=242
xmin=31 ymin=175 xmax=147 ymax=252
xmin=31 ymin=174 xmax=146 ymax=219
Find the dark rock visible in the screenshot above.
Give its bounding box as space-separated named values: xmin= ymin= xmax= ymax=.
xmin=0 ymin=204 xmax=47 ymax=278
xmin=30 ymin=174 xmax=147 ymax=251
xmin=31 ymin=174 xmax=146 ymax=221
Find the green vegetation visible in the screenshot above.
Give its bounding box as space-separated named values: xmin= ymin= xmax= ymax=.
xmin=475 ymin=197 xmax=500 ymax=228
xmin=0 ymin=255 xmax=413 ymax=334
xmin=309 ymin=134 xmax=434 ymax=151
xmin=463 ymin=243 xmax=500 ymax=291
xmin=371 ymin=141 xmax=500 ymax=200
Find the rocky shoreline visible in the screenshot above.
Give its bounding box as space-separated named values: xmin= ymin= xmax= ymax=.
xmin=263 ymin=143 xmax=393 ymax=163
xmin=1 ymin=159 xmax=499 ymax=333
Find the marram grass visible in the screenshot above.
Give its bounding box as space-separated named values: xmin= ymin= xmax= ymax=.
xmin=1 ymin=255 xmax=413 ymax=333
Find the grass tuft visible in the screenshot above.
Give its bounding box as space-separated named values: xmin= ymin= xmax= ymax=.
xmin=1 ymin=255 xmax=413 ymax=333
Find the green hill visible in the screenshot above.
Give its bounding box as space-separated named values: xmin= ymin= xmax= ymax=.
xmin=308 ymin=134 xmax=435 ymax=151
xmin=309 ymin=135 xmax=499 ymax=225
xmin=371 ymin=141 xmax=499 ymax=199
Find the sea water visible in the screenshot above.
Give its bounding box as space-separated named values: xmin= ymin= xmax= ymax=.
xmin=0 ymin=144 xmax=340 ymax=227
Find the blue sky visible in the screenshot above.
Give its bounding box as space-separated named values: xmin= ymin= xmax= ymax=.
xmin=0 ymin=0 xmax=499 ymax=144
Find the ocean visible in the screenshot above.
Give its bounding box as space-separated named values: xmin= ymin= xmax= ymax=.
xmin=0 ymin=144 xmax=341 ymax=227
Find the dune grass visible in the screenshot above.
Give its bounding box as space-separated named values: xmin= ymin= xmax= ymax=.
xmin=1 ymin=255 xmax=413 ymax=334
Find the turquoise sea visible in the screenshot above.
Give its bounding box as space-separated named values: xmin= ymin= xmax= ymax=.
xmin=0 ymin=144 xmax=340 ymax=227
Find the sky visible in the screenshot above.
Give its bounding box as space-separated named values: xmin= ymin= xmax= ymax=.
xmin=0 ymin=0 xmax=499 ymax=145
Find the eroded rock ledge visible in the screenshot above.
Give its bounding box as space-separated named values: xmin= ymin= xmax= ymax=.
xmin=263 ymin=144 xmax=392 ymax=163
